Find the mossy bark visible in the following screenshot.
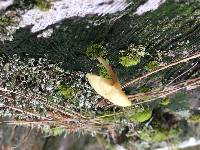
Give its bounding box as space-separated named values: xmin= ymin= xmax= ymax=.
xmin=0 ymin=0 xmax=200 ymax=149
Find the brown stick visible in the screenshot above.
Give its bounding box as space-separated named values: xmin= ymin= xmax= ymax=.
xmin=98 ymin=57 xmax=121 ymax=87
xmin=122 ymin=52 xmax=200 ymax=88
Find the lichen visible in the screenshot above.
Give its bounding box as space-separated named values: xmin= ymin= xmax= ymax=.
xmin=119 ymin=44 xmax=146 ymax=67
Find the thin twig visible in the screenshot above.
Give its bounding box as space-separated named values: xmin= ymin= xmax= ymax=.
xmin=0 ymin=104 xmax=52 ymax=120
xmin=165 ymin=62 xmax=198 ymax=87
xmin=130 ymin=77 xmax=200 ymax=105
xmin=122 ymin=52 xmax=200 ymax=88
xmin=0 ymin=87 xmax=86 ymax=119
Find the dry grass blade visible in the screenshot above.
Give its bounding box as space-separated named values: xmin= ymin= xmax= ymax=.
xmin=129 ymin=77 xmax=200 ymax=104
xmin=0 ymin=104 xmax=52 ymax=120
xmin=122 ymin=52 xmax=200 ymax=88
xmin=0 ymin=87 xmax=86 ymax=119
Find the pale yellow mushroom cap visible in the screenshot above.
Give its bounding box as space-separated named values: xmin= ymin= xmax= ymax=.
xmin=86 ymin=73 xmax=131 ymax=107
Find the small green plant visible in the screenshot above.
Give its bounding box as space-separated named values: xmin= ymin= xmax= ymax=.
xmin=119 ymin=56 xmax=141 ymax=67
xmin=140 ymin=127 xmax=180 ymax=142
xmin=145 ymin=60 xmax=159 ymax=71
xmin=138 ymin=85 xmax=151 ymax=93
xmin=51 ymin=127 xmax=66 ymax=136
xmin=42 ymin=126 xmax=66 ymax=136
xmin=160 ymin=97 xmax=170 ymax=106
xmin=140 ymin=128 xmax=167 ymax=142
xmin=86 ymin=43 xmax=107 ymax=60
xmin=129 ymin=107 xmax=152 ymax=123
xmin=36 ymin=0 xmax=51 ymax=11
xmin=189 ymin=113 xmax=200 ymax=122
xmin=0 ymin=15 xmax=12 ymax=26
xmin=57 ymin=84 xmax=76 ymax=100
xmin=119 ymin=44 xmax=146 ymax=67
xmin=97 ymin=63 xmax=111 ymax=79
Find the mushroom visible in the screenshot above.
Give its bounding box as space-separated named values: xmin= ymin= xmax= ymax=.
xmin=86 ymin=57 xmax=131 ymax=107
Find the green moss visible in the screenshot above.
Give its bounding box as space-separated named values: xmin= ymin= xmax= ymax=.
xmin=42 ymin=126 xmax=66 ymax=136
xmin=36 ymin=0 xmax=51 ymax=11
xmin=147 ymin=0 xmax=198 ymax=19
xmin=140 ymin=129 xmax=167 ymax=142
xmin=0 ymin=15 xmax=12 ymax=26
xmin=168 ymin=93 xmax=189 ymax=111
xmin=145 ymin=60 xmax=159 ymax=71
xmin=140 ymin=127 xmax=180 ymax=142
xmin=189 ymin=114 xmax=200 ymax=122
xmin=57 ymin=84 xmax=77 ymax=100
xmin=129 ymin=107 xmax=152 ymax=123
xmin=138 ymin=85 xmax=151 ymax=93
xmin=100 ymin=115 xmax=115 ymax=122
xmin=86 ymin=43 xmax=107 ymax=60
xmin=119 ymin=56 xmax=141 ymax=67
xmin=160 ymin=97 xmax=170 ymax=106
xmin=51 ymin=127 xmax=66 ymax=136
xmin=97 ymin=63 xmax=111 ymax=79
xmin=119 ymin=44 xmax=146 ymax=67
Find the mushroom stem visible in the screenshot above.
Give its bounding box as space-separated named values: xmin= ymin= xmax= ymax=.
xmin=97 ymin=57 xmax=121 ymax=88
xmin=86 ymin=57 xmax=131 ymax=107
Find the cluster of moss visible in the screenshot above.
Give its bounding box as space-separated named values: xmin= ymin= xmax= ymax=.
xmin=138 ymin=85 xmax=151 ymax=93
xmin=140 ymin=127 xmax=180 ymax=142
xmin=86 ymin=43 xmax=107 ymax=60
xmin=160 ymin=97 xmax=171 ymax=106
xmin=119 ymin=44 xmax=146 ymax=67
xmin=0 ymin=15 xmax=12 ymax=26
xmin=57 ymin=84 xmax=78 ymax=101
xmin=97 ymin=63 xmax=111 ymax=79
xmin=167 ymin=93 xmax=189 ymax=111
xmin=189 ymin=113 xmax=200 ymax=122
xmin=145 ymin=60 xmax=159 ymax=71
xmin=42 ymin=126 xmax=66 ymax=136
xmin=139 ymin=109 xmax=182 ymax=142
xmin=36 ymin=0 xmax=51 ymax=11
xmin=128 ymin=107 xmax=152 ymax=123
